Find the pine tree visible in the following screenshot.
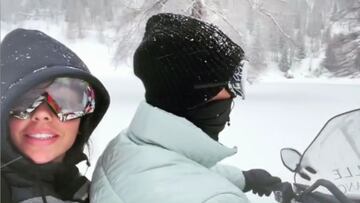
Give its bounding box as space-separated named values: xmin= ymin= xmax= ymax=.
xmin=323 ymin=43 xmax=337 ymax=72
xmin=279 ymin=46 xmax=290 ymax=74
xmin=355 ymin=52 xmax=360 ymax=71
xmin=321 ymin=28 xmax=331 ymax=45
xmin=268 ymin=30 xmax=280 ymax=62
xmin=307 ymin=5 xmax=323 ymax=39
xmin=246 ymin=9 xmax=255 ymax=34
xmin=191 ymin=0 xmax=206 ymax=19
xmin=323 ymin=32 xmax=360 ymax=76
xmin=248 ymin=23 xmax=266 ymax=80
xmin=295 ymin=31 xmax=306 ymax=60
xmin=63 ymin=0 xmax=88 ymax=39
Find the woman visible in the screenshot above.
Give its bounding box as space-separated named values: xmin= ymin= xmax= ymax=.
xmin=1 ymin=29 xmax=110 ymax=203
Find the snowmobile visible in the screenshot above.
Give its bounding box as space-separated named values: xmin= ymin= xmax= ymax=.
xmin=272 ymin=109 xmax=360 ymax=203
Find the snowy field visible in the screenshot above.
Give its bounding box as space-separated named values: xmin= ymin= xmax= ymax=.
xmin=2 ymin=24 xmax=360 ymax=203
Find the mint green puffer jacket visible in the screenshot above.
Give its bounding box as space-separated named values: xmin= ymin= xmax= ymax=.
xmin=91 ymin=101 xmax=250 ymax=203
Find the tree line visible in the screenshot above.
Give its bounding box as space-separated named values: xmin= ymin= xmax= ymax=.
xmin=1 ymin=0 xmax=359 ymax=79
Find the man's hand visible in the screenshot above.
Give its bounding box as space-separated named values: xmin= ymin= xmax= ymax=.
xmin=243 ymin=169 xmax=281 ymax=196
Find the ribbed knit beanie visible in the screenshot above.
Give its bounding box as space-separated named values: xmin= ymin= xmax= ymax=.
xmin=134 ymin=13 xmax=245 ymax=113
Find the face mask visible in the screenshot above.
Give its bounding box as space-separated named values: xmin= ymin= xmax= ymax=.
xmin=184 ymin=99 xmax=233 ymax=141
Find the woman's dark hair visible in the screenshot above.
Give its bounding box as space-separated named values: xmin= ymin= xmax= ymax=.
xmin=63 ymin=115 xmax=93 ymax=165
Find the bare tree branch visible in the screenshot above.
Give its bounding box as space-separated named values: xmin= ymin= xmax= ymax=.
xmin=113 ymin=0 xmax=171 ymax=65
xmin=244 ymin=0 xmax=298 ymax=47
xmin=331 ymin=6 xmax=360 ymax=21
xmin=117 ymin=1 xmax=142 ymax=11
xmin=191 ymin=0 xmax=206 ymax=18
xmin=143 ymin=0 xmax=170 ymax=14
xmin=245 ymin=0 xmax=254 ymax=8
xmin=205 ymin=6 xmax=245 ymax=44
xmin=258 ymin=8 xmax=298 ymax=47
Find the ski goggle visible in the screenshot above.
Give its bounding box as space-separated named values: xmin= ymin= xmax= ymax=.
xmin=227 ymin=60 xmax=246 ymax=99
xmin=9 ymin=77 xmax=95 ymax=122
xmin=193 ymin=60 xmax=246 ymax=99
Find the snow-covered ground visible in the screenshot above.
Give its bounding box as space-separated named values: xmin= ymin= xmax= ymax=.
xmin=2 ymin=24 xmax=360 ymax=203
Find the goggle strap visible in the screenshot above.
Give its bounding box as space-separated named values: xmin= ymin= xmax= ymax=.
xmin=193 ymin=81 xmax=228 ymax=89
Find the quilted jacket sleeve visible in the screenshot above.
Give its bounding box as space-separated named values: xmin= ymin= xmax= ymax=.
xmin=90 ymin=155 xmax=125 ymax=203
xmin=210 ymin=164 xmax=246 ymax=191
xmin=204 ymin=193 xmax=249 ymax=203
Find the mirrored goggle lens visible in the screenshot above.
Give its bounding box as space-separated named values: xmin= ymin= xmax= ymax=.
xmin=193 ymin=60 xmax=246 ymax=100
xmin=227 ymin=60 xmax=246 ymax=99
xmin=10 ymin=77 xmax=95 ymax=121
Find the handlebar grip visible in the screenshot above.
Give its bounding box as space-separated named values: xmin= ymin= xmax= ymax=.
xmin=271 ymin=182 xmax=295 ymax=203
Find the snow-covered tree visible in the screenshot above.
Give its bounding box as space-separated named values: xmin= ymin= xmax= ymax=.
xmin=1 ymin=0 xmax=359 ymax=79
xmin=268 ymin=29 xmax=281 ymax=62
xmin=322 ymin=43 xmax=337 ymax=73
xmin=295 ymin=30 xmax=306 ymax=61
xmin=246 ymin=8 xmax=255 ymax=34
xmin=191 ymin=0 xmax=206 ymax=19
xmin=322 ymin=0 xmax=360 ymax=77
xmin=323 ymin=32 xmax=360 ymax=76
xmin=248 ymin=23 xmax=266 ymax=77
xmin=63 ymin=0 xmax=88 ymax=39
xmin=279 ymin=38 xmax=292 ymax=77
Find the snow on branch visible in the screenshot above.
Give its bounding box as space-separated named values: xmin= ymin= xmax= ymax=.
xmin=330 ymin=5 xmax=360 ymax=22
xmin=245 ymin=0 xmax=298 ymax=47
xmin=143 ymin=0 xmax=170 ymax=14
xmin=205 ymin=6 xmax=245 ymax=41
xmin=258 ymin=8 xmax=298 ymax=47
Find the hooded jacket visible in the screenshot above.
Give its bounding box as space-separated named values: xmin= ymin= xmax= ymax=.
xmin=0 ymin=29 xmax=110 ymax=203
xmin=91 ymin=101 xmax=249 ymax=203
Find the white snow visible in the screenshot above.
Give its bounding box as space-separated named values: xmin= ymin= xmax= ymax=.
xmin=2 ymin=22 xmax=360 ymax=203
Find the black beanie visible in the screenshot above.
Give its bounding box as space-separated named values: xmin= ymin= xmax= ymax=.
xmin=134 ymin=13 xmax=245 ymax=113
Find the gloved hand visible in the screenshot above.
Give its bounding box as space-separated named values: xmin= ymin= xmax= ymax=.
xmin=243 ymin=169 xmax=281 ymax=197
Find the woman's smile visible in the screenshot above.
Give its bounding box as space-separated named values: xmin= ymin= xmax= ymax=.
xmin=9 ymin=103 xmax=80 ymax=164
xmin=24 ymin=131 xmax=59 ymax=145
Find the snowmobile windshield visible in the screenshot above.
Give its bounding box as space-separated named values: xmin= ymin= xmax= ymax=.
xmin=294 ymin=109 xmax=360 ymax=200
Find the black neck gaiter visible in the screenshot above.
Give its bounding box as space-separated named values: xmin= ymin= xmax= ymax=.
xmin=183 ymin=99 xmax=233 ymax=141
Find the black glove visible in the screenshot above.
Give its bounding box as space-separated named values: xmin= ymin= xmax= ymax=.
xmin=243 ymin=169 xmax=281 ymax=197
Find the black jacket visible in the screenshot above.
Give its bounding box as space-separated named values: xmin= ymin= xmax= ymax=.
xmin=0 ymin=29 xmax=110 ymax=203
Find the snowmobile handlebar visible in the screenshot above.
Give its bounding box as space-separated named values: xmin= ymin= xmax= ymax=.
xmin=271 ymin=179 xmax=355 ymax=203
xmin=295 ymin=179 xmax=353 ymax=203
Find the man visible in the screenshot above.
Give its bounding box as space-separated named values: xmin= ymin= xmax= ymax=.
xmin=91 ymin=13 xmax=280 ymax=203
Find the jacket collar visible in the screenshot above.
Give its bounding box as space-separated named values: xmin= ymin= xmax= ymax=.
xmin=128 ymin=101 xmax=237 ymax=167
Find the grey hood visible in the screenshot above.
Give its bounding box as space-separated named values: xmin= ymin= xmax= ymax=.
xmin=0 ymin=28 xmax=110 ymax=171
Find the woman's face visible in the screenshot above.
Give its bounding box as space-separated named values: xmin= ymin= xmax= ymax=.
xmin=9 ymin=103 xmax=80 ymax=164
